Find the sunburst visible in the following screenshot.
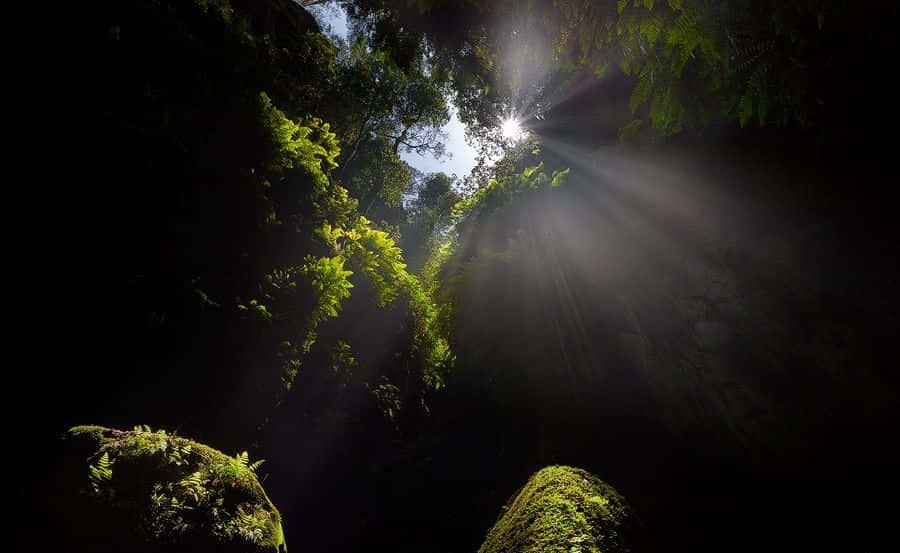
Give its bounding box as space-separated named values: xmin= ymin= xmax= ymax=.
xmin=500 ymin=117 xmax=524 ymax=142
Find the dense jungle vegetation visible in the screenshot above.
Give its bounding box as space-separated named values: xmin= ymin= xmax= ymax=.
xmin=21 ymin=1 xmax=900 ymax=552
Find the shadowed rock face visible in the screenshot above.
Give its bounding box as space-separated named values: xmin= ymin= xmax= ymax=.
xmin=54 ymin=425 xmax=286 ymax=553
xmin=478 ymin=466 xmax=641 ymax=553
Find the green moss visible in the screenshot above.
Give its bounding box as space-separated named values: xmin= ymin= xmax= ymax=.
xmin=69 ymin=425 xmax=109 ymax=441
xmin=478 ymin=466 xmax=637 ymax=553
xmin=67 ymin=425 xmax=287 ymax=552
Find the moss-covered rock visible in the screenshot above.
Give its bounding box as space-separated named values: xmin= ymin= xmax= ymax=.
xmin=478 ymin=466 xmax=638 ymax=553
xmin=62 ymin=425 xmax=286 ymax=553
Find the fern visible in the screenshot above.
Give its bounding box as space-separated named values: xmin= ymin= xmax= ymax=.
xmin=179 ymin=471 xmax=204 ymax=489
xmin=178 ymin=471 xmax=207 ymax=504
xmin=730 ymin=39 xmax=774 ymax=74
xmin=235 ymin=505 xmax=266 ymax=545
xmin=667 ymin=12 xmax=702 ymax=76
xmin=235 ymin=451 xmax=249 ymax=468
xmin=630 ymin=67 xmax=654 ymax=112
xmin=234 ymin=451 xmax=265 ymax=474
xmin=638 ymin=14 xmax=664 ymax=47
xmin=172 ymin=443 xmax=192 ymax=465
xmin=88 ymin=451 xmax=114 ymax=494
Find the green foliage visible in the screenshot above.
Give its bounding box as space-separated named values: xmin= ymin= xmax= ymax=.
xmin=369 ymin=376 xmax=403 ymax=424
xmin=235 ymin=451 xmax=266 ymax=474
xmin=552 ymin=0 xmax=836 ymax=135
xmin=265 ymin=31 xmax=339 ymax=119
xmin=257 ymin=92 xmax=340 ymax=176
xmin=255 ymin=92 xmax=343 ymax=226
xmin=295 ymin=215 xmax=453 ymax=388
xmin=235 ymin=504 xmax=270 ymax=545
xmin=343 ymin=136 xmax=412 ymax=212
xmin=316 ymin=219 xmax=407 ymax=306
xmin=408 ymin=173 xmax=462 ymax=230
xmin=453 ymin=162 xmax=571 ymax=225
xmin=88 ymin=452 xmax=114 ymax=495
xmin=329 ymin=37 xmax=450 ymax=172
xmin=235 ymin=450 xmax=250 ymax=467
xmin=412 ymin=161 xmax=570 ymax=390
xmin=237 ymin=298 xmax=274 ymax=322
xmin=402 ymin=172 xmax=462 ymax=272
xmin=191 ymin=0 xmax=239 ymax=22
xmin=68 ymin=425 xmax=286 ymax=552
xmin=300 ymin=252 xmax=354 ymax=341
xmin=478 ymin=466 xmax=636 ymax=553
xmin=304 ymin=254 xmax=355 ymax=316
xmin=235 ymin=90 xmax=453 ymax=394
xmin=347 ymin=0 xmax=838 ymax=139
xmin=403 ymin=270 xmax=455 ymax=389
xmin=617 ymin=118 xmax=644 ymax=143
xmin=225 ymin=91 xmax=441 ymax=395
xmin=265 ymin=252 xmax=354 ymax=391
xmin=330 ymin=340 xmax=358 ymax=388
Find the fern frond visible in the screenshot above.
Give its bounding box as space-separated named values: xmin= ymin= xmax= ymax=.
xmin=730 ymin=39 xmax=774 ymax=74
xmin=88 ymin=452 xmax=114 ymax=493
xmin=236 ymin=451 xmax=249 ymax=467
xmin=638 ymin=14 xmax=664 ymax=47
xmin=179 ymin=471 xmax=204 ymax=488
xmin=630 ymin=67 xmax=654 ymax=112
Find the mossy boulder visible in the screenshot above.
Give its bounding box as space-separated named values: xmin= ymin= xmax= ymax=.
xmin=478 ymin=466 xmax=639 ymax=553
xmin=60 ymin=425 xmax=286 ymax=553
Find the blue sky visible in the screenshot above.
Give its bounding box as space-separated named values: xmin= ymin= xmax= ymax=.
xmin=306 ymin=2 xmax=480 ymax=179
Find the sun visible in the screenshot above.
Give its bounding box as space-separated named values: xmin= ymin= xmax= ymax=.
xmin=500 ymin=117 xmax=524 ymax=141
